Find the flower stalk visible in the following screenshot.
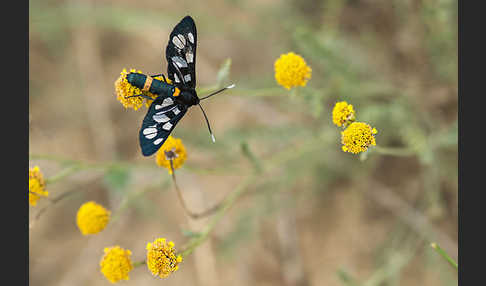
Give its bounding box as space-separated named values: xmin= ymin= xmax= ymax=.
xmin=180 ymin=175 xmax=256 ymax=257
xmin=133 ymin=260 xmax=146 ymax=268
xmin=430 ymin=242 xmax=458 ymax=270
xmin=168 ymin=159 xmax=223 ymax=219
xmin=373 ymin=145 xmax=416 ymax=157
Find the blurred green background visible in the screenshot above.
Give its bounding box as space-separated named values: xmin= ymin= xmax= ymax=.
xmin=29 ymin=0 xmax=457 ymax=285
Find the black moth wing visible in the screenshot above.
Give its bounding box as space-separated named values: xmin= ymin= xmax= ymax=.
xmin=139 ymin=95 xmax=188 ymax=156
xmin=166 ymin=15 xmax=197 ymax=89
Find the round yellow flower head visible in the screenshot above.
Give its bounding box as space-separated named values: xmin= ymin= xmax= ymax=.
xmin=29 ymin=166 xmax=48 ymax=206
xmin=341 ymin=122 xmax=378 ymax=154
xmin=146 ymin=238 xmax=183 ymax=278
xmin=332 ymin=101 xmax=356 ymax=127
xmin=114 ymin=68 xmax=170 ymax=110
xmin=99 ymin=246 xmax=133 ymax=284
xmin=274 ymin=52 xmax=312 ymax=90
xmin=155 ymin=136 xmax=187 ymax=175
xmin=76 ymin=201 xmax=111 ymax=235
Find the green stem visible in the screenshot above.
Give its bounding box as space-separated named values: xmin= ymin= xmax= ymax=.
xmin=30 ymin=177 xmax=102 ymax=229
xmin=110 ymin=179 xmax=170 ymax=223
xmin=169 ymin=160 xmax=224 ymax=219
xmin=430 ymin=242 xmax=458 ymax=270
xmin=337 ymin=269 xmax=360 ymax=286
xmin=178 ymin=135 xmax=328 ymax=257
xmin=30 ymin=153 xmax=243 ymax=176
xmin=133 ymin=260 xmax=146 ymax=268
xmin=373 ymin=145 xmax=416 ymax=157
xmin=45 ymin=165 xmax=83 ymax=184
xmin=179 ymin=175 xmax=255 ymax=257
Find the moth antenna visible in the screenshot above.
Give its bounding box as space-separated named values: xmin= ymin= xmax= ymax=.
xmin=200 ymin=83 xmax=235 ymax=100
xmin=198 ymin=103 xmax=216 ymax=143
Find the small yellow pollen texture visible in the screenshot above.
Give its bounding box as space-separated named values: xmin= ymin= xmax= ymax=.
xmin=274 ymin=52 xmax=312 ymax=90
xmin=29 ymin=166 xmax=48 ymax=206
xmin=99 ymin=246 xmax=134 ymax=284
xmin=341 ymin=122 xmax=378 ymax=154
xmin=332 ymin=101 xmax=356 ymax=127
xmin=76 ymin=201 xmax=111 ymax=235
xmin=146 ymin=238 xmax=182 ymax=278
xmin=155 ymin=136 xmax=187 ymax=174
xmin=114 ymin=68 xmax=171 ymax=110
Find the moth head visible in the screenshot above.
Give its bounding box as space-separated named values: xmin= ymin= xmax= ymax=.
xmin=178 ymin=89 xmax=199 ymax=106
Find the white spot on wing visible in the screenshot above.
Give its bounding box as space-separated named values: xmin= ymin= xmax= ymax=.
xmin=173 ymin=108 xmax=180 ymax=115
xmin=145 ymin=133 xmax=157 ymax=139
xmin=184 ymin=74 xmax=191 ymax=82
xmin=177 ymin=34 xmax=186 ymax=46
xmin=153 ymin=113 xmax=170 ymax=123
xmin=172 ymin=36 xmax=184 ymax=49
xmin=162 ymin=122 xmax=173 ymax=131
xmin=172 ymin=56 xmax=187 ymax=68
xmin=185 ymin=51 xmax=194 ymax=63
xmin=143 ymin=127 xmax=157 ymax=135
xmin=187 ymin=32 xmax=194 ymax=44
xmin=153 ymin=138 xmax=164 ymax=145
xmin=174 ymin=73 xmax=180 ymax=83
xmin=155 ymin=105 xmax=163 ymax=110
xmin=161 ymin=98 xmax=173 ymax=108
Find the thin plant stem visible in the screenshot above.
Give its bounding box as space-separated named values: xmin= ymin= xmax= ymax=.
xmin=110 ymin=178 xmax=170 ymax=223
xmin=29 ymin=177 xmax=101 ymax=229
xmin=179 ymin=175 xmax=255 ymax=257
xmin=30 ymin=153 xmax=244 ymax=176
xmin=430 ymin=242 xmax=458 ymax=270
xmin=133 ymin=260 xmax=146 ymax=268
xmin=45 ymin=165 xmax=83 ymax=184
xmin=178 ymin=136 xmax=325 ymax=257
xmin=373 ymin=145 xmax=416 ymax=157
xmin=169 ymin=159 xmax=224 ymax=219
xmin=30 ymin=189 xmax=79 ymax=229
xmin=337 ymin=269 xmax=360 ymax=286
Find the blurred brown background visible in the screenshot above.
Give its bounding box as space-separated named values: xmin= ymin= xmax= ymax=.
xmin=29 ymin=0 xmax=457 ymax=285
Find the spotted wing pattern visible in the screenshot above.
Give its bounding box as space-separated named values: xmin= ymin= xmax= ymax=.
xmin=139 ymin=95 xmax=188 ymax=156
xmin=166 ymin=15 xmax=197 ymax=89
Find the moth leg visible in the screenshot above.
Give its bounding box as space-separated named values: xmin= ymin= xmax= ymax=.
xmin=125 ymin=94 xmax=155 ymax=101
xmin=151 ymin=74 xmax=168 ymax=83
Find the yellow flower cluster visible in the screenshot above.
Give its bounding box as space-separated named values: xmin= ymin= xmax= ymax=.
xmin=274 ymin=52 xmax=312 ymax=90
xmin=341 ymin=122 xmax=378 ymax=154
xmin=99 ymin=246 xmax=133 ymax=284
xmin=114 ymin=68 xmax=170 ymax=110
xmin=332 ymin=101 xmax=356 ymax=128
xmin=29 ymin=166 xmax=48 ymax=206
xmin=76 ymin=201 xmax=111 ymax=235
xmin=155 ymin=136 xmax=187 ymax=174
xmin=146 ymin=238 xmax=183 ymax=278
xmin=331 ymin=101 xmax=377 ymax=154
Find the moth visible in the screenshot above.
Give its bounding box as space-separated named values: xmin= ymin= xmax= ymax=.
xmin=124 ymin=15 xmax=234 ymax=156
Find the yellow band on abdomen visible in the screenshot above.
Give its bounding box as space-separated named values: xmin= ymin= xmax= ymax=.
xmin=142 ymin=76 xmax=153 ymax=92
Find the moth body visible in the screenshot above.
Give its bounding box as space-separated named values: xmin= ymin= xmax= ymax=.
xmin=126 ymin=72 xmax=179 ymax=98
xmin=177 ymin=89 xmax=199 ymax=107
